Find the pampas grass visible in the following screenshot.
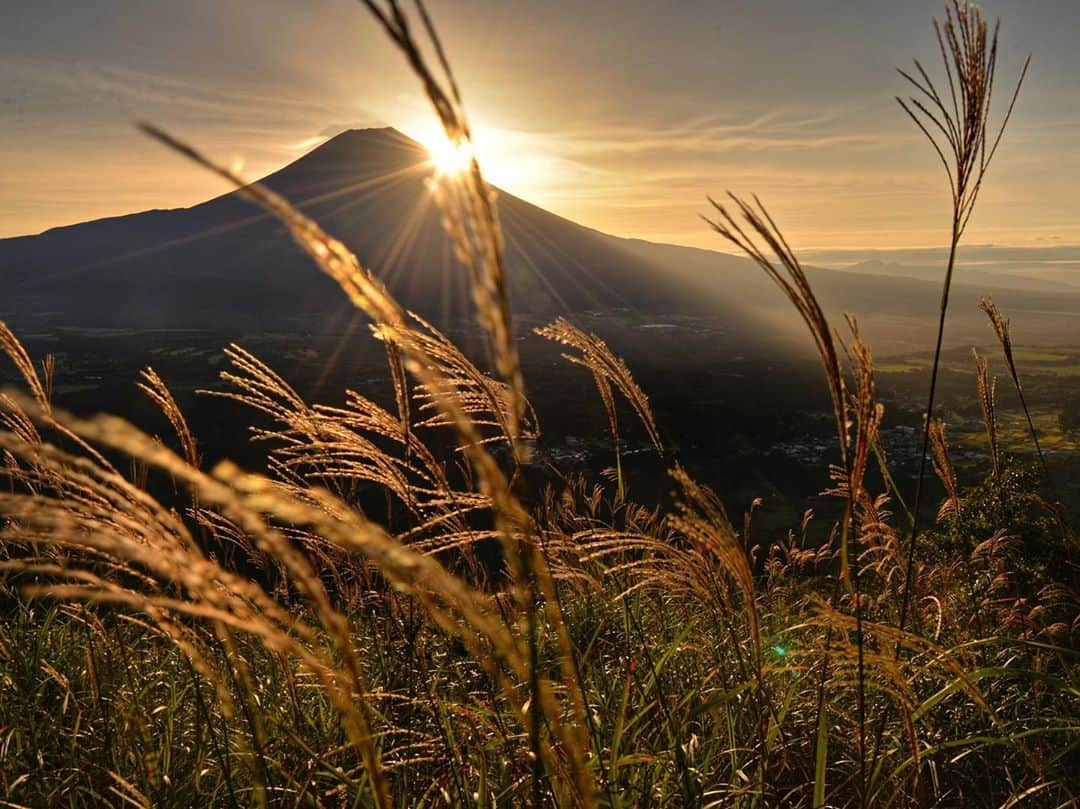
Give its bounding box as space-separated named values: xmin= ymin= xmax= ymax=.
xmin=536 ymin=317 xmax=662 ymax=501
xmin=897 ymin=0 xmax=1029 ymax=645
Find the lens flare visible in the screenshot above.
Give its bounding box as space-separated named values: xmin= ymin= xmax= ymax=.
xmin=426 ymin=133 xmax=475 ymax=177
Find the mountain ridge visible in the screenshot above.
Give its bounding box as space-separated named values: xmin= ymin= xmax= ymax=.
xmin=2 ymin=127 xmax=1078 ymax=355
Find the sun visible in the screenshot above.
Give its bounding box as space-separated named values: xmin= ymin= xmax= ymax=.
xmin=424 ymin=131 xmax=475 ymax=178
xmin=403 ymin=114 xmax=560 ymax=201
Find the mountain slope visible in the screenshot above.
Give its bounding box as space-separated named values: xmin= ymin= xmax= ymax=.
xmin=619 ymin=237 xmax=1080 ymax=355
xmin=2 ymin=127 xmax=1078 ymax=357
xmin=0 ymin=128 xmax=750 ymax=332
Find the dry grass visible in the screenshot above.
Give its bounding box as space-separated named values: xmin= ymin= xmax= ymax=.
xmin=536 ymin=317 xmax=662 ymax=500
xmin=974 ymin=349 xmax=1000 ymax=478
xmin=929 ymin=418 xmax=962 ymax=522
xmin=897 ymin=0 xmax=1030 ymax=643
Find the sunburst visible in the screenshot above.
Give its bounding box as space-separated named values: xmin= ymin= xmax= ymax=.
xmin=424 ymin=131 xmax=475 ymax=178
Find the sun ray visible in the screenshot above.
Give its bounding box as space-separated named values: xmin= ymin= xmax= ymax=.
xmin=426 ymin=134 xmax=475 ymax=178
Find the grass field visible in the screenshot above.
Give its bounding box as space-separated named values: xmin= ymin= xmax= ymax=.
xmin=1 ymin=2 xmax=1078 ymax=807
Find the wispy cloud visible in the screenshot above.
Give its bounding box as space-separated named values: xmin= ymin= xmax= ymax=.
xmin=553 ymin=110 xmax=901 ymax=157
xmin=2 ymin=0 xmax=1079 ymax=249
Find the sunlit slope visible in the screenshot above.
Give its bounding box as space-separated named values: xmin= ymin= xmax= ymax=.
xmin=2 ymin=127 xmax=1077 ymax=356
xmin=620 ymin=238 xmax=1080 ymax=355
xmin=0 ymin=128 xmax=747 ymax=332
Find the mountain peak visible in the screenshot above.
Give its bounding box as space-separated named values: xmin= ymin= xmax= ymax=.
xmin=313 ymin=126 xmax=425 ymax=157
xmin=323 ymin=126 xmax=419 ymax=146
xmin=268 ymin=126 xmax=429 ymax=187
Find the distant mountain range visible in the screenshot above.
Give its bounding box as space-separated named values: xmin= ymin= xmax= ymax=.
xmin=2 ymin=127 xmax=1078 ymax=355
xmin=803 ymin=246 xmax=1080 ymax=292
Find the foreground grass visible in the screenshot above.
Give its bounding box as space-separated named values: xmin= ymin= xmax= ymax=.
xmin=3 ymin=515 xmax=1077 ymax=808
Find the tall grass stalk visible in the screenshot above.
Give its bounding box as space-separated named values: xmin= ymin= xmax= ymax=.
xmin=704 ymin=195 xmax=875 ymax=802
xmin=875 ymin=2 xmax=1030 ymax=785
xmin=895 ymin=0 xmax=1028 ymax=642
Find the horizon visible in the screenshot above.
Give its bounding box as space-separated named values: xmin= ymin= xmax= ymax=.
xmin=4 ymin=0 xmax=1080 ymax=252
xmin=8 ymin=121 xmax=1080 ymax=286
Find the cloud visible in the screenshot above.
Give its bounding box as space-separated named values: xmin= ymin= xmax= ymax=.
xmin=544 ymin=108 xmax=904 ymax=159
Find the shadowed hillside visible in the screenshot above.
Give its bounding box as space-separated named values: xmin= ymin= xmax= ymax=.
xmin=621 ymin=238 xmax=1080 ymax=356
xmin=0 ymin=128 xmax=752 ymax=334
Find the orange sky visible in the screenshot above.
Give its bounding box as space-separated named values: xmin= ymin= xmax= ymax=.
xmin=3 ymin=0 xmax=1079 ymax=253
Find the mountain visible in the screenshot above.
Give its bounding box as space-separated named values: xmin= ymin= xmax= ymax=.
xmin=838 ymin=258 xmax=1080 ymax=293
xmin=0 ymin=128 xmax=751 ymax=332
xmin=2 ymin=127 xmax=1078 ymax=356
xmin=618 ymin=239 xmax=1080 ymax=353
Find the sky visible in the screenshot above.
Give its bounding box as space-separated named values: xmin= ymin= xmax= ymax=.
xmin=3 ymin=0 xmax=1080 ymax=254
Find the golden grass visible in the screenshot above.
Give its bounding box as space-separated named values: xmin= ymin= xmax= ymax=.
xmin=0 ymin=2 xmax=1076 ymax=808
